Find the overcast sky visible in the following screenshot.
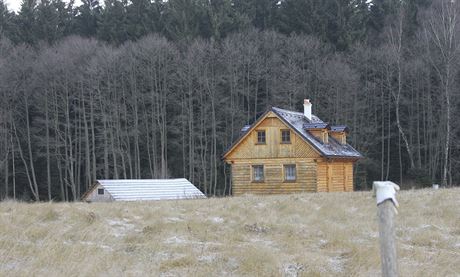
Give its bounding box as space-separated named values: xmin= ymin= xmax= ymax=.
xmin=5 ymin=0 xmax=21 ymax=12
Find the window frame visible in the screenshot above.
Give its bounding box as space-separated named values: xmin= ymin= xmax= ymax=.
xmin=283 ymin=164 xmax=297 ymax=182
xmin=252 ymin=165 xmax=265 ymax=182
xmin=256 ymin=130 xmax=266 ymax=145
xmin=97 ymin=188 xmax=105 ymax=195
xmin=281 ymin=129 xmax=291 ymax=144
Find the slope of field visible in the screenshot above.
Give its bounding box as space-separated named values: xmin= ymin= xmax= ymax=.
xmin=0 ymin=188 xmax=459 ymax=276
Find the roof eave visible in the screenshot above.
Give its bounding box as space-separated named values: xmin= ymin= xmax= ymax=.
xmin=80 ymin=181 xmax=100 ymax=201
xmin=325 ymin=155 xmax=362 ymax=160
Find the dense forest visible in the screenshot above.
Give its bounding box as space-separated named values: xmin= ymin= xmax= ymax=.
xmin=0 ymin=0 xmax=459 ymax=201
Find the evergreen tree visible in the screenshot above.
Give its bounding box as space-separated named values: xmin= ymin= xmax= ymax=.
xmin=205 ymin=0 xmax=248 ymax=40
xmin=97 ymin=0 xmax=128 ymax=44
xmin=15 ymin=0 xmax=38 ymax=45
xmin=277 ymin=0 xmax=357 ymax=50
xmin=0 ymin=0 xmax=15 ymax=40
xmin=232 ymin=0 xmax=279 ymax=30
xmin=125 ymin=0 xmax=162 ymax=40
xmin=35 ymin=0 xmax=72 ymax=44
xmin=161 ymin=0 xmax=209 ymax=40
xmin=74 ymin=0 xmax=101 ymax=38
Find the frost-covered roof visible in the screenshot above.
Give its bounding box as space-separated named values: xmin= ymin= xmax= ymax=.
xmin=303 ymin=122 xmax=330 ymax=129
xmin=271 ymin=107 xmax=362 ymax=159
xmin=84 ymin=179 xmax=206 ymax=201
xmin=330 ymin=125 xmax=349 ymax=132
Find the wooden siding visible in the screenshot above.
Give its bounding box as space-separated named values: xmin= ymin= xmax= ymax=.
xmin=316 ymin=161 xmax=354 ymax=192
xmin=317 ymin=162 xmax=328 ymax=192
xmin=226 ymin=113 xmax=320 ymax=160
xmin=232 ymin=159 xmax=317 ymax=195
xmin=330 ymin=132 xmax=346 ymax=144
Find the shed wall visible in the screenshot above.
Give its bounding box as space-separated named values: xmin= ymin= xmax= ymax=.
xmin=85 ymin=184 xmax=114 ymax=202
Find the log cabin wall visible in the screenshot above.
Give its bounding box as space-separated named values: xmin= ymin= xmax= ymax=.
xmin=317 ymin=160 xmax=354 ymax=192
xmin=231 ymin=159 xmax=318 ymax=195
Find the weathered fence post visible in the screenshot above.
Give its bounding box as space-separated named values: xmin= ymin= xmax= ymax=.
xmin=373 ymin=181 xmax=400 ymax=277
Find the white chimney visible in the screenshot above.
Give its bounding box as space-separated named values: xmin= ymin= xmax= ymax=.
xmin=303 ymin=99 xmax=312 ymax=120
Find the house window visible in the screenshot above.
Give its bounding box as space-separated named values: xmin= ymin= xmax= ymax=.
xmin=252 ymin=165 xmax=264 ymax=182
xmin=98 ymin=188 xmax=104 ymax=195
xmin=281 ymin=130 xmax=291 ymax=143
xmin=256 ymin=130 xmax=266 ymax=144
xmin=284 ymin=164 xmax=296 ymax=181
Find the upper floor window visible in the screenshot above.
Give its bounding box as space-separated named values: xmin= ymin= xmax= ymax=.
xmin=281 ymin=130 xmax=291 ymax=143
xmin=98 ymin=188 xmax=104 ymax=195
xmin=284 ymin=164 xmax=296 ymax=181
xmin=256 ymin=130 xmax=266 ymax=144
xmin=252 ymin=165 xmax=264 ymax=182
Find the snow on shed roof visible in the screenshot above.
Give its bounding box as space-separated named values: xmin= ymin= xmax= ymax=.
xmin=93 ymin=178 xmax=206 ymax=201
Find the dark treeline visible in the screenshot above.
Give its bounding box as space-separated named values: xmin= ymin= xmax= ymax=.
xmin=1 ymin=0 xmax=459 ymax=201
xmin=1 ymin=0 xmax=385 ymax=49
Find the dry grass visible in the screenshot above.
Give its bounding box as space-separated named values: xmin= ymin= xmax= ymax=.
xmin=0 ymin=188 xmax=459 ymax=277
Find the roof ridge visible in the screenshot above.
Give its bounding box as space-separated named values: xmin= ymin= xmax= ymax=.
xmin=272 ymin=106 xmax=304 ymax=115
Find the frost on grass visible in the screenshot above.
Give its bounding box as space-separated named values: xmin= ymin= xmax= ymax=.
xmin=106 ymin=218 xmax=136 ymax=237
xmin=165 ymin=236 xmax=189 ymax=244
xmin=209 ymin=216 xmax=224 ymax=223
xmin=0 ymin=188 xmax=458 ymax=276
xmin=283 ymin=263 xmax=305 ymax=277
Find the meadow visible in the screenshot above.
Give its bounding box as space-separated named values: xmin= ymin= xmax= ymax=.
xmin=0 ymin=188 xmax=459 ymax=276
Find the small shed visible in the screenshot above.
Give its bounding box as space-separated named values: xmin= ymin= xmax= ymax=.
xmin=82 ymin=178 xmax=206 ymax=202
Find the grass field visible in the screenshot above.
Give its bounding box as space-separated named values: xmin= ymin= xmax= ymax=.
xmin=0 ymin=188 xmax=459 ymax=276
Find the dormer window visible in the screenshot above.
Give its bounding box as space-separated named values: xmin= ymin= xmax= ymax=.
xmin=256 ymin=130 xmax=266 ymax=144
xmin=281 ymin=130 xmax=291 ymax=144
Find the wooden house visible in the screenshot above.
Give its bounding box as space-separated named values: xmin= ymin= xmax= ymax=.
xmin=223 ymin=99 xmax=362 ymax=195
xmin=81 ymin=178 xmax=206 ymax=202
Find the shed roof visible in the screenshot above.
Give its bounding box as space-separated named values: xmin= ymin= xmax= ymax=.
xmin=83 ymin=178 xmax=206 ymax=201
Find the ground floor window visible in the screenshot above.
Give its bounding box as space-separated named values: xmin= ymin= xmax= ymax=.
xmin=252 ymin=165 xmax=264 ymax=182
xmin=284 ymin=164 xmax=296 ymax=181
xmin=98 ymin=188 xmax=104 ymax=195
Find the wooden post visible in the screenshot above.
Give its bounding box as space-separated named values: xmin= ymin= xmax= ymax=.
xmin=373 ymin=181 xmax=400 ymax=277
xmin=378 ymin=199 xmax=398 ymax=277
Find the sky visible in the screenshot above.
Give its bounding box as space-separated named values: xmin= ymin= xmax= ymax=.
xmin=5 ymin=0 xmax=21 ymax=12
